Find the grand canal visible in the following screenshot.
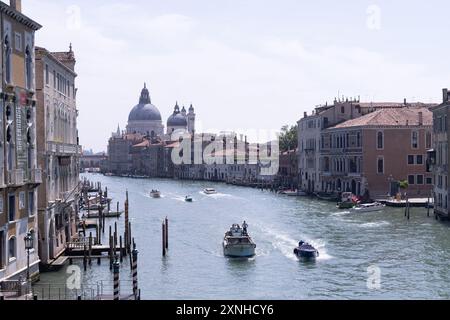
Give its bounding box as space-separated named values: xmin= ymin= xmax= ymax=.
xmin=34 ymin=173 xmax=450 ymax=299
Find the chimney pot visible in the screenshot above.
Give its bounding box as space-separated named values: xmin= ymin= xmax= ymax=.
xmin=303 ymin=112 xmax=307 ymax=118
xmin=10 ymin=0 xmax=22 ymax=12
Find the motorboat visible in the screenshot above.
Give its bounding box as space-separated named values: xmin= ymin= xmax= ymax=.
xmin=293 ymin=241 xmax=319 ymax=260
xmin=150 ymin=190 xmax=161 ymax=198
xmin=185 ymin=196 xmax=193 ymax=202
xmin=337 ymin=192 xmax=357 ymax=209
xmin=223 ymin=223 xmax=256 ymax=258
xmin=204 ymin=188 xmax=217 ymax=195
xmin=351 ymin=202 xmax=385 ymax=213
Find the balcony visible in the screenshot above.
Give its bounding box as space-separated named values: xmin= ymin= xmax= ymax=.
xmin=7 ymin=169 xmax=24 ymax=187
xmin=47 ymin=142 xmax=82 ymax=156
xmin=28 ymin=168 xmax=43 ymax=186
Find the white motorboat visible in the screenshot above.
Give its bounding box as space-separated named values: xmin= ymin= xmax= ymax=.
xmin=204 ymin=188 xmax=217 ymax=195
xmin=150 ymin=190 xmax=161 ymax=198
xmin=223 ymin=223 xmax=256 ymax=258
xmin=279 ymin=189 xmax=307 ymax=196
xmin=351 ymin=202 xmax=385 ymax=213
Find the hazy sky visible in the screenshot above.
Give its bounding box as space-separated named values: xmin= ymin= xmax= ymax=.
xmin=21 ymin=0 xmax=450 ymax=152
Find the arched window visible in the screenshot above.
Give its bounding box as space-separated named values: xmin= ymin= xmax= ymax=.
xmin=8 ymin=236 xmax=16 ymax=260
xmin=4 ymin=35 xmax=11 ymax=84
xmin=25 ymin=45 xmax=33 ymax=89
xmin=377 ymin=131 xmax=384 ymax=149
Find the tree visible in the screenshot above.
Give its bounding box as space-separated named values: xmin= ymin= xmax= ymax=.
xmin=279 ymin=125 xmax=298 ymax=152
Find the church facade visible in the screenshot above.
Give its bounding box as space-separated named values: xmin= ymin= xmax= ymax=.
xmin=106 ymin=84 xmax=196 ymax=176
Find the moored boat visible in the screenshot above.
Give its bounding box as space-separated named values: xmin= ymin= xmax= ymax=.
xmin=315 ymin=192 xmax=340 ymax=202
xmin=293 ymin=241 xmax=319 ymax=260
xmin=351 ymin=202 xmax=385 ymax=213
xmin=223 ymin=223 xmax=256 ymax=258
xmin=185 ymin=196 xmax=193 ymax=202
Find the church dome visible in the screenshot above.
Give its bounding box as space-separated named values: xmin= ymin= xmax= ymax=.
xmin=128 ymin=84 xmax=162 ymax=122
xmin=167 ymin=103 xmax=187 ymax=127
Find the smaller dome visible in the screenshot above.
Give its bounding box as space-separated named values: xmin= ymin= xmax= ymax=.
xmin=167 ymin=103 xmax=187 ymax=127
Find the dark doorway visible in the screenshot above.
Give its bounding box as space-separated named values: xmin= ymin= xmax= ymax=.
xmin=0 ymin=231 xmax=4 ymax=269
xmin=351 ymin=180 xmax=357 ymax=194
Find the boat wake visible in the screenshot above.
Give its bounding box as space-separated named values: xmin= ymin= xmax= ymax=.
xmin=359 ymin=221 xmax=390 ymax=228
xmin=256 ymin=224 xmax=333 ymax=261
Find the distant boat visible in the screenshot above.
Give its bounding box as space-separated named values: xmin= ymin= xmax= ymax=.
xmin=351 ymin=202 xmax=385 ymax=213
xmin=204 ymin=188 xmax=217 ymax=195
xmin=293 ymin=241 xmax=319 ymax=260
xmin=185 ymin=196 xmax=193 ymax=202
xmin=315 ymin=192 xmax=340 ymax=202
xmin=279 ymin=189 xmax=307 ymax=196
xmin=223 ymin=223 xmax=256 ymax=258
xmin=150 ymin=190 xmax=161 ymax=198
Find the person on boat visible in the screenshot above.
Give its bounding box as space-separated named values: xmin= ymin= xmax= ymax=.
xmin=243 ymin=221 xmax=248 ymax=234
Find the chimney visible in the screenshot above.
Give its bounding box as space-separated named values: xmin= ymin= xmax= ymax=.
xmin=418 ymin=111 xmax=423 ymax=126
xmin=443 ymin=88 xmax=449 ymax=103
xmin=403 ymin=98 xmax=407 ymax=106
xmin=303 ymin=112 xmax=307 ymax=118
xmin=10 ymin=0 xmax=22 ymax=12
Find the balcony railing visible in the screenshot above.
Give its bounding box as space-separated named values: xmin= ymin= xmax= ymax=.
xmin=47 ymin=142 xmax=82 ymax=155
xmin=7 ymin=169 xmax=24 ymax=186
xmin=29 ymin=168 xmax=43 ymax=185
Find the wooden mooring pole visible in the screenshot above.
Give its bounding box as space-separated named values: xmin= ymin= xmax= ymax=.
xmin=162 ymin=222 xmax=166 ymax=257
xmin=165 ymin=217 xmax=169 ymax=250
xmin=113 ymin=257 xmax=120 ymax=301
xmin=132 ymin=243 xmax=139 ymax=300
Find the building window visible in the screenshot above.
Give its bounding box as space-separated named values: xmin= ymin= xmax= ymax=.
xmin=8 ymin=194 xmax=15 ymax=222
xmin=14 ymin=32 xmax=22 ymax=52
xmin=426 ymin=131 xmax=432 ymax=149
xmin=4 ymin=35 xmax=12 ymax=84
xmin=416 ymin=155 xmax=423 ymax=165
xmin=426 ymin=177 xmax=433 ymax=185
xmin=411 ymin=131 xmax=419 ymax=149
xmin=377 ymin=131 xmax=384 ymax=149
xmin=28 ymin=191 xmax=35 ymax=216
xmin=341 ymin=106 xmax=345 ymax=113
xmin=25 ymin=45 xmax=33 ymax=90
xmin=53 ymin=70 xmax=56 ymax=87
xmin=8 ymin=237 xmax=16 ymax=260
xmin=408 ymin=155 xmax=415 ymax=165
xmin=19 ymin=192 xmax=25 ymax=210
xmin=416 ymin=175 xmax=424 ymax=185
xmin=377 ymin=157 xmax=384 ymax=174
xmin=45 ymin=64 xmax=49 ymax=85
xmin=408 ymin=175 xmax=415 ymax=185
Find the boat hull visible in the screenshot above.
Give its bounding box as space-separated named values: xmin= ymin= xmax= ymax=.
xmin=223 ymin=243 xmax=256 ymax=258
xmin=294 ymin=248 xmax=319 ymax=260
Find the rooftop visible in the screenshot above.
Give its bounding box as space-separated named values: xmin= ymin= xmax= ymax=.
xmin=328 ymin=107 xmax=432 ymax=129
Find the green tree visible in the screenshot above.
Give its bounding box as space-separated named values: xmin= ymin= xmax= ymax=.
xmin=279 ymin=125 xmax=298 ymax=152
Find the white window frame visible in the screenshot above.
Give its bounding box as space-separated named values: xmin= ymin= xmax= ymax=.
xmin=376 ymin=131 xmax=384 ymax=150
xmin=411 ymin=130 xmax=419 ymax=149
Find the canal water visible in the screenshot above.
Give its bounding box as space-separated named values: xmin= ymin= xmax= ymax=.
xmin=34 ymin=173 xmax=450 ymax=299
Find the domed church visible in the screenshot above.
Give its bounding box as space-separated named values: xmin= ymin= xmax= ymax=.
xmin=126 ymin=84 xmax=165 ymax=136
xmin=126 ymin=84 xmax=196 ymax=137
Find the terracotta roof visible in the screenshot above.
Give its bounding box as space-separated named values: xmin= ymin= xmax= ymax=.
xmin=329 ymin=107 xmax=432 ymax=129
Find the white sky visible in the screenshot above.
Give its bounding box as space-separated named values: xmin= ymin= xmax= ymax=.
xmin=20 ymin=0 xmax=450 ymax=152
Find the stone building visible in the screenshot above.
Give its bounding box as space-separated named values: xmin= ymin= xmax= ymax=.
xmin=298 ymin=98 xmax=433 ymax=194
xmin=430 ymin=89 xmax=450 ymax=220
xmin=107 ymin=132 xmax=144 ymax=175
xmin=35 ymin=45 xmax=80 ymax=267
xmin=321 ymin=107 xmax=434 ymax=199
xmin=80 ymin=153 xmax=107 ymax=172
xmin=0 ymin=0 xmax=42 ymax=282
